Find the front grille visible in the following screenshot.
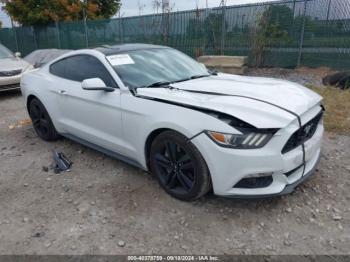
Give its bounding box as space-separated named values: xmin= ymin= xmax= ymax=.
xmin=0 ymin=69 xmax=22 ymax=77
xmin=282 ymin=111 xmax=323 ymax=154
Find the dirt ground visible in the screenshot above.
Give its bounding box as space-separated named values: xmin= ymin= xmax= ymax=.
xmin=0 ymin=87 xmax=349 ymax=255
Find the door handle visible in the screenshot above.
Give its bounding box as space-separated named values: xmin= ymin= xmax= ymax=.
xmin=58 ymin=90 xmax=67 ymax=95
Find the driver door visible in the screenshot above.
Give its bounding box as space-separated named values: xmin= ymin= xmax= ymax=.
xmin=50 ymin=55 xmax=125 ymax=154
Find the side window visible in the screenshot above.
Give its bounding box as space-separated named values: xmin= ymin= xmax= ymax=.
xmin=50 ymin=55 xmax=117 ymax=88
xmin=50 ymin=59 xmax=66 ymax=78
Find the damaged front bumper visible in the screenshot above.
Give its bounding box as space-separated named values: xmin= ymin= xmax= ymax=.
xmin=221 ymin=151 xmax=320 ymax=199
xmin=191 ymin=108 xmax=324 ymax=198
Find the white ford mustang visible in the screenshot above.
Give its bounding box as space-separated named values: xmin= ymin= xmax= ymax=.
xmin=21 ymin=44 xmax=324 ymax=201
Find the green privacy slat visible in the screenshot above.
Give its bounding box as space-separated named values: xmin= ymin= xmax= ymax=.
xmin=0 ymin=0 xmax=349 ymax=70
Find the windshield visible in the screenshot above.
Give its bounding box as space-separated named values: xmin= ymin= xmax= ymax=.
xmin=109 ymin=48 xmax=209 ymax=89
xmin=0 ymin=44 xmax=14 ymax=59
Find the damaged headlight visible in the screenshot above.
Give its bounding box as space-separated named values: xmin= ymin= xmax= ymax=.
xmin=206 ymin=129 xmax=278 ymax=149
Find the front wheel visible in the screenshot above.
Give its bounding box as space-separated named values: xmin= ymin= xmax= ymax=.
xmin=150 ymin=131 xmax=211 ymax=201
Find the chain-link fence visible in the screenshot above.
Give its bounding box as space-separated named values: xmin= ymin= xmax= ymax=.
xmin=1 ymin=0 xmax=349 ymax=69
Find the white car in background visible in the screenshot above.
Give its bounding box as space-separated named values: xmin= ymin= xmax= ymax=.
xmin=20 ymin=44 xmax=324 ymax=201
xmin=0 ymin=44 xmax=33 ymax=92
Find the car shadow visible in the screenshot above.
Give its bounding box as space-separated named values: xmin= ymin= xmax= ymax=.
xmin=21 ymin=125 xmax=289 ymax=214
xmin=0 ymin=89 xmax=22 ymax=101
xmin=61 ymin=135 xmax=288 ymax=211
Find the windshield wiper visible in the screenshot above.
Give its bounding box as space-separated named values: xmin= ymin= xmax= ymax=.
xmin=209 ymin=70 xmax=218 ymax=75
xmin=171 ymin=74 xmax=211 ymax=84
xmin=144 ymin=81 xmax=172 ymax=88
xmin=141 ymin=75 xmax=211 ymax=89
xmin=190 ymin=74 xmax=211 ymax=79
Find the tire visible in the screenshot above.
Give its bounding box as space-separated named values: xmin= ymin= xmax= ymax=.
xmin=29 ymin=98 xmax=60 ymax=141
xmin=150 ymin=130 xmax=211 ymax=201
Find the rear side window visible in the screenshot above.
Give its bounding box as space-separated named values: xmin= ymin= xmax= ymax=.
xmin=49 ymin=55 xmax=117 ymax=88
xmin=50 ymin=59 xmax=66 ymax=78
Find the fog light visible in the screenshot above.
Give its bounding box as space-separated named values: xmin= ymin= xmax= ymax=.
xmin=234 ymin=175 xmax=273 ymax=189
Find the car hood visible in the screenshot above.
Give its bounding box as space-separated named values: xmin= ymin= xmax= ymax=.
xmin=0 ymin=57 xmax=31 ymax=71
xmin=136 ymin=73 xmax=323 ymax=129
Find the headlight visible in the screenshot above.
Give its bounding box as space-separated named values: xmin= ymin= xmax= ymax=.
xmin=206 ymin=130 xmax=277 ymax=149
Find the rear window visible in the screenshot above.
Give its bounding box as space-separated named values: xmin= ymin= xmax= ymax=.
xmin=50 ymin=59 xmax=66 ymax=78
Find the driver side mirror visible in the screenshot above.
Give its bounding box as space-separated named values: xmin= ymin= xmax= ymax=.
xmin=81 ymin=78 xmax=114 ymax=92
xmin=15 ymin=52 xmax=21 ymax=58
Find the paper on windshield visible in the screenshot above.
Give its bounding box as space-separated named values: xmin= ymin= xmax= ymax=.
xmin=106 ymin=54 xmax=135 ymax=66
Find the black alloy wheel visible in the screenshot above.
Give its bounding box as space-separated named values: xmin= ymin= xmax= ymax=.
xmin=150 ymin=131 xmax=211 ymax=201
xmin=29 ymin=98 xmax=59 ymax=141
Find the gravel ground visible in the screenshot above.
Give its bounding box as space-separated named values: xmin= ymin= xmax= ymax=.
xmin=246 ymin=67 xmax=335 ymax=87
xmin=0 ymin=86 xmax=349 ymax=255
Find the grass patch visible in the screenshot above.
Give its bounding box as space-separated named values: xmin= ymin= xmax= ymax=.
xmin=308 ymin=86 xmax=350 ymax=134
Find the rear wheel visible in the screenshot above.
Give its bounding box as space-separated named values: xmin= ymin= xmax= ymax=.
xmin=150 ymin=131 xmax=211 ymax=201
xmin=29 ymin=98 xmax=59 ymax=141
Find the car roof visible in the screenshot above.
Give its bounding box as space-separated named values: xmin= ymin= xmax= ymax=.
xmin=24 ymin=49 xmax=72 ymax=68
xmin=95 ymin=43 xmax=168 ymax=56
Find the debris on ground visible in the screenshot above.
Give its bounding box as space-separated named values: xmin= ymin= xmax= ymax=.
xmin=323 ymin=71 xmax=350 ymax=89
xmin=8 ymin=119 xmax=32 ymax=130
xmin=52 ymin=151 xmax=72 ymax=174
xmin=117 ymin=241 xmax=126 ymax=247
xmin=32 ymin=232 xmax=45 ymax=238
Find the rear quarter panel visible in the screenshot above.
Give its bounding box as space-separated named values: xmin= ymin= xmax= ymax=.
xmin=21 ymin=67 xmax=64 ymax=133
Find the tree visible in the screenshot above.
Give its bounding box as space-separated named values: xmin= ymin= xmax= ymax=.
xmin=250 ymin=5 xmax=293 ymax=67
xmin=203 ymin=13 xmax=227 ymax=54
xmin=263 ymin=5 xmax=294 ymax=33
xmin=1 ymin=0 xmax=121 ymax=26
xmin=93 ymin=0 xmax=120 ymax=19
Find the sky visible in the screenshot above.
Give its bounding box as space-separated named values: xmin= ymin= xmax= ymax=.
xmin=0 ymin=0 xmax=278 ymax=28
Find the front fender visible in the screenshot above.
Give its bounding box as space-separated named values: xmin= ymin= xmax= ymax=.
xmin=121 ymin=93 xmax=235 ymax=169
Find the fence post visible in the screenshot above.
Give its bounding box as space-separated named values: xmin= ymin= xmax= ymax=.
xmin=10 ymin=17 xmax=19 ymax=52
xmin=220 ymin=4 xmax=226 ymax=55
xmin=326 ymin=0 xmax=332 ymax=21
xmin=292 ymin=0 xmax=296 ymax=15
xmin=83 ymin=19 xmax=89 ymax=47
xmin=162 ymin=10 xmax=170 ymax=45
xmin=55 ymin=21 xmax=61 ymax=49
xmin=82 ymin=3 xmax=89 ymax=48
xmin=32 ymin=26 xmax=38 ymax=49
xmin=120 ymin=17 xmax=124 ymax=43
xmin=291 ymin=0 xmax=296 ymax=32
xmin=297 ymin=0 xmax=308 ymax=67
